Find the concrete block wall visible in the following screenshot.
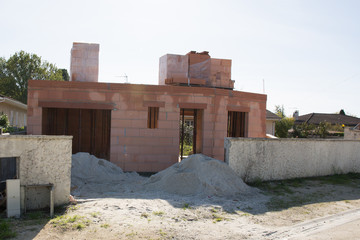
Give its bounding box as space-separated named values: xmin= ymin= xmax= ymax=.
xmin=344 ymin=127 xmax=360 ymax=140
xmin=28 ymin=80 xmax=266 ymax=172
xmin=70 ymin=42 xmax=99 ymax=82
xmin=225 ymin=138 xmax=360 ymax=182
xmin=0 ymin=135 xmax=72 ymax=210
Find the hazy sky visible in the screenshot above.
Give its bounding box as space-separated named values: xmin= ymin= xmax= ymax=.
xmin=1 ymin=0 xmax=359 ymax=117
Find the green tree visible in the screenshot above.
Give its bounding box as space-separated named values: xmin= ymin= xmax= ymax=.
xmin=0 ymin=114 xmax=9 ymax=129
xmin=292 ymin=122 xmax=315 ymax=138
xmin=315 ymin=121 xmax=331 ymax=138
xmin=0 ymin=51 xmax=64 ymax=104
xmin=274 ymin=105 xmax=294 ymax=138
xmin=275 ymin=105 xmax=286 ymax=118
xmin=60 ymin=68 xmax=70 ymax=81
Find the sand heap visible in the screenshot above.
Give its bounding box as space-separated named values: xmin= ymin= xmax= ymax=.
xmin=72 ymin=152 xmax=126 ymax=184
xmin=71 ymin=152 xmax=142 ymax=196
xmin=144 ymin=154 xmax=255 ymax=197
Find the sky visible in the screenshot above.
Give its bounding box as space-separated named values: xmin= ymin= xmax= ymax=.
xmin=1 ymin=0 xmax=359 ymax=117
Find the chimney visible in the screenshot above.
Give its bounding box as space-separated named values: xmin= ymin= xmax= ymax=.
xmin=70 ymin=42 xmax=99 ymax=82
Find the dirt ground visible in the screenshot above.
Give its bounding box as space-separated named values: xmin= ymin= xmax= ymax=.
xmin=4 ymin=174 xmax=360 ymax=240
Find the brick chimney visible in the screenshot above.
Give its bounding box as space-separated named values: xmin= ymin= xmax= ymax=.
xmin=70 ymin=42 xmax=99 ymax=82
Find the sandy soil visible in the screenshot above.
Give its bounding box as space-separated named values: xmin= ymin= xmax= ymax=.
xmin=8 ymin=176 xmax=360 ymax=240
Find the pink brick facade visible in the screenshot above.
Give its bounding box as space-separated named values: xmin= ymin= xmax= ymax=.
xmin=27 ymin=80 xmax=266 ymax=172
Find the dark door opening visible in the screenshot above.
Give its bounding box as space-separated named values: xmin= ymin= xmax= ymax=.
xmin=179 ymin=108 xmax=203 ymax=160
xmin=42 ymin=108 xmax=111 ymax=160
xmin=227 ymin=111 xmax=247 ymax=137
xmin=0 ymin=157 xmax=17 ymax=212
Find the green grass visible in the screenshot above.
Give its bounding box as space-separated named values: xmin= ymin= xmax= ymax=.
xmin=50 ymin=214 xmax=90 ymax=230
xmin=249 ymin=180 xmax=294 ymax=195
xmin=0 ymin=219 xmax=17 ymax=239
xmin=182 ymin=203 xmax=192 ymax=210
xmin=26 ymin=211 xmax=46 ymax=220
xmin=250 ymin=173 xmax=360 ymax=195
xmin=266 ymin=194 xmax=315 ymax=210
xmin=90 ymin=212 xmax=100 ymax=218
xmin=212 ymin=214 xmax=224 ymax=223
xmin=313 ymin=173 xmax=360 ymax=186
xmin=100 ymin=223 xmax=110 ymax=229
xmin=152 ymin=211 xmax=164 ymax=216
xmin=249 ymin=173 xmax=360 ymax=211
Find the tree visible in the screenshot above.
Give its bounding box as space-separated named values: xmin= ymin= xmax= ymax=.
xmin=292 ymin=122 xmax=315 ymax=138
xmin=0 ymin=51 xmax=66 ymax=104
xmin=274 ymin=105 xmax=294 ymax=138
xmin=0 ymin=114 xmax=9 ymax=129
xmin=60 ymin=69 xmax=70 ymax=81
xmin=315 ymin=121 xmax=331 ymax=138
xmin=275 ymin=105 xmax=286 ymax=119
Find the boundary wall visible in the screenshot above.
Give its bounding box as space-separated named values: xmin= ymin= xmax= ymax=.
xmin=0 ymin=135 xmax=72 ymax=211
xmin=225 ymin=138 xmax=360 ymax=182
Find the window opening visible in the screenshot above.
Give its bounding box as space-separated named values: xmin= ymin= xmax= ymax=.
xmin=147 ymin=107 xmax=159 ymax=129
xmin=227 ymin=111 xmax=247 ymax=137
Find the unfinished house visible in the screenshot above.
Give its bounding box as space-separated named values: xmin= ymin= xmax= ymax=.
xmin=27 ymin=42 xmax=266 ymax=172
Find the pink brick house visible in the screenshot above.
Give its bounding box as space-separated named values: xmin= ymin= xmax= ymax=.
xmin=27 ymin=43 xmax=266 ymax=172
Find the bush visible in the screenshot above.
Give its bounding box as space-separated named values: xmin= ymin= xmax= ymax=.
xmin=0 ymin=114 xmax=9 ymax=128
xmin=275 ymin=117 xmax=294 ymax=138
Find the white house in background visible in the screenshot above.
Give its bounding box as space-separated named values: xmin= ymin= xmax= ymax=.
xmin=266 ymin=110 xmax=281 ymax=136
xmin=0 ymin=95 xmax=27 ymax=127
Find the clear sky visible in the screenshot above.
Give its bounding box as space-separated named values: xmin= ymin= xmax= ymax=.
xmin=1 ymin=0 xmax=359 ymax=117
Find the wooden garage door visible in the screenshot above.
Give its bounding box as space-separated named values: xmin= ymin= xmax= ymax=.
xmin=42 ymin=108 xmax=111 ymax=160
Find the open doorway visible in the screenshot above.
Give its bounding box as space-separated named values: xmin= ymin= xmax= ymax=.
xmin=179 ymin=109 xmax=203 ymax=160
xmin=0 ymin=157 xmax=18 ymax=214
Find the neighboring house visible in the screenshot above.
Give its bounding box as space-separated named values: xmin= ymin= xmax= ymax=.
xmin=0 ymin=94 xmax=27 ymax=127
xmin=266 ymin=110 xmax=281 ymax=136
xmin=344 ymin=123 xmax=360 ymax=140
xmin=294 ymin=112 xmax=360 ymax=127
xmin=27 ymin=43 xmax=267 ymax=173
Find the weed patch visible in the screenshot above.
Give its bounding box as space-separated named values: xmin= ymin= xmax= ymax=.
xmin=152 ymin=211 xmax=164 ymax=216
xmin=182 ymin=203 xmax=192 ymax=210
xmin=0 ymin=219 xmax=17 ymax=239
xmin=100 ymin=223 xmax=110 ymax=229
xmin=267 ymin=193 xmax=324 ymax=211
xmin=50 ymin=214 xmax=90 ymax=230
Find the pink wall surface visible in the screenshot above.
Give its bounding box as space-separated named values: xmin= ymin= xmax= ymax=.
xmin=27 ymin=80 xmax=266 ymax=172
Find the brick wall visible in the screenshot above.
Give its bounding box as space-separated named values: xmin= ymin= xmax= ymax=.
xmin=28 ymin=80 xmax=266 ymax=172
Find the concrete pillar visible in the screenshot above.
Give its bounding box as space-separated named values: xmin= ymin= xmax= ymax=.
xmin=70 ymin=42 xmax=99 ymax=82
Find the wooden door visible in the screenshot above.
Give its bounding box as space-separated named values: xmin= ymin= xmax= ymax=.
xmin=42 ymin=108 xmax=111 ymax=160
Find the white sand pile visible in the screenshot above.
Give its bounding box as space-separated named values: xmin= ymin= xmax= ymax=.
xmin=144 ymin=154 xmax=256 ymax=197
xmin=71 ymin=152 xmax=143 ymax=196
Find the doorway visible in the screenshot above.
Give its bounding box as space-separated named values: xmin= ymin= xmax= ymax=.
xmin=179 ymin=109 xmax=203 ymax=160
xmin=0 ymin=157 xmax=18 ymax=214
xmin=42 ymin=108 xmax=111 ymax=160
